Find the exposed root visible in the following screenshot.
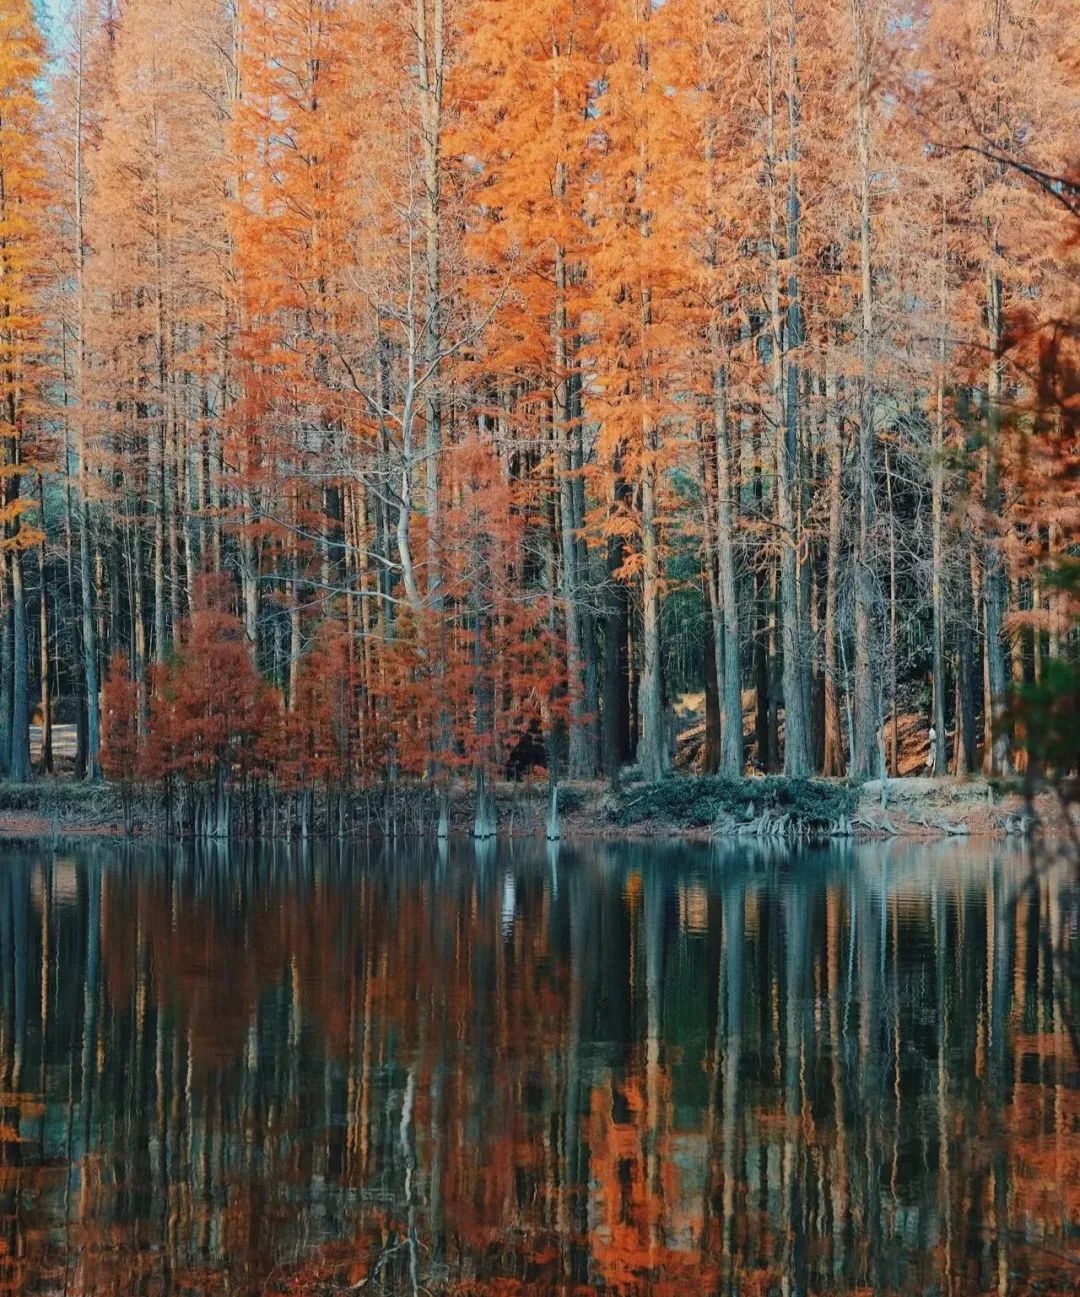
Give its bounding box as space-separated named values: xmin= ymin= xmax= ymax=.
xmin=937 ymin=817 xmax=970 ymax=837
xmin=715 ymin=805 xmax=857 ymax=842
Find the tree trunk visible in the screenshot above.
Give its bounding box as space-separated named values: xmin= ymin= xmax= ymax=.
xmin=37 ymin=522 xmax=53 ymax=776
xmin=953 ymin=545 xmax=977 ymax=775
xmin=712 ymin=360 xmax=744 ymax=775
xmin=152 ymin=420 xmax=167 ymax=664
xmin=931 ymin=229 xmax=949 ymax=774
xmin=885 ymin=446 xmax=898 ymax=777
xmin=554 ymin=244 xmax=589 ymax=777
xmin=766 ymin=0 xmax=811 ymax=776
xmin=703 ymin=629 xmax=721 ymax=775
xmin=753 ymin=421 xmax=771 ymax=770
xmin=570 ymin=369 xmax=600 ymax=770
xmin=982 ymin=271 xmax=1013 ymax=775
xmin=851 ymin=0 xmax=882 ymax=779
xmin=767 ymin=558 xmax=781 ymax=773
xmin=9 ymin=550 xmax=31 ymax=782
xmin=602 ymin=469 xmax=631 ymax=782
xmin=0 ymin=570 xmax=11 ymax=778
xmin=72 ymin=40 xmax=101 ymax=778
xmin=699 ymin=424 xmax=724 ymax=776
xmin=822 ymin=364 xmax=845 ymax=775
xmin=416 ymin=0 xmax=444 ymax=613
xmin=639 ymin=445 xmax=667 ymax=783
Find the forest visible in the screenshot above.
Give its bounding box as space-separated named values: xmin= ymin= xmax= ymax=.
xmin=0 ymin=0 xmax=1078 ymax=830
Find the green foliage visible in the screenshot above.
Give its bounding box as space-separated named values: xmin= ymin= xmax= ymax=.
xmin=1014 ymin=660 xmax=1080 ymax=766
xmin=555 ymin=784 xmax=586 ymax=814
xmin=1009 ymin=559 xmax=1079 ymax=802
xmin=1011 ymin=659 xmax=1080 ymax=801
xmin=608 ymin=775 xmax=857 ymax=829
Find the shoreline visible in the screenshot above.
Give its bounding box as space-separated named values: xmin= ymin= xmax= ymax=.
xmin=0 ymin=773 xmax=1063 ymax=847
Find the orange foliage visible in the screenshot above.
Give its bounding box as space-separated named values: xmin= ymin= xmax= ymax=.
xmin=100 ymin=652 xmax=140 ymax=783
xmin=142 ymin=582 xmax=280 ymax=794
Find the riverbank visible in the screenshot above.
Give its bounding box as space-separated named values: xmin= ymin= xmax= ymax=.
xmin=0 ymin=772 xmax=1066 ymax=843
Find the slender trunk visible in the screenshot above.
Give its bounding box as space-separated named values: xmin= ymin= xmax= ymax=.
xmin=822 ymin=364 xmax=844 ymax=775
xmin=639 ymin=439 xmax=667 ymax=782
xmin=132 ymin=518 xmax=148 ymax=728
xmin=472 ymin=527 xmax=495 ymax=840
xmin=62 ymin=428 xmax=86 ymax=777
xmin=885 ymin=446 xmax=898 ymax=777
xmin=288 ymin=479 xmax=302 ymax=709
xmin=633 ymin=4 xmax=666 ymax=785
xmin=37 ymin=510 xmax=52 ymax=776
xmin=931 ymin=213 xmax=949 ymax=774
xmin=0 ymin=564 xmax=11 ymax=778
xmin=699 ymin=423 xmax=724 ymax=775
xmin=851 ymin=0 xmax=882 ymax=779
xmin=73 ymin=33 xmax=101 ymax=777
xmin=712 ymin=357 xmax=744 ymax=775
xmin=753 ymin=424 xmax=770 ymax=768
xmin=767 ymin=556 xmax=781 ymax=772
xmin=980 ymin=0 xmax=1013 ymax=777
xmin=703 ymin=114 xmax=743 ymax=775
xmin=602 ymin=471 xmax=631 ymax=780
xmin=766 ymin=0 xmax=810 ymax=775
xmin=953 ymin=543 xmax=977 ymax=775
xmin=570 ymin=371 xmax=600 ymax=768
xmin=152 ymin=163 xmax=169 ymax=664
xmin=555 ymin=245 xmax=588 ymax=776
xmin=9 ymin=550 xmax=31 ymax=783
xmin=416 ymin=0 xmax=444 ymax=612
xmin=983 ymin=271 xmax=1013 ymax=775
xmin=152 ymin=419 xmax=167 ymax=664
xmin=703 ymin=618 xmax=721 ymax=774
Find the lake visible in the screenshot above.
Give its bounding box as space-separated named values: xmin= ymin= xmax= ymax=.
xmin=0 ymin=838 xmax=1076 ymax=1296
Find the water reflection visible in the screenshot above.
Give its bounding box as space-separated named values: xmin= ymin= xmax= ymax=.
xmin=0 ymin=838 xmax=1077 ymax=1295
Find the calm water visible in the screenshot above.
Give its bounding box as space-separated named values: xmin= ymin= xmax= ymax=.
xmin=0 ymin=838 xmax=1077 ymax=1296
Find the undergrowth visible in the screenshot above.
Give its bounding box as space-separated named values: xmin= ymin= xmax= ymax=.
xmin=608 ymin=775 xmax=857 ymax=830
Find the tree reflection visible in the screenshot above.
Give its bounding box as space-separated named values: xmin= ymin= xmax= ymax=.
xmin=0 ymin=840 xmax=1076 ymax=1295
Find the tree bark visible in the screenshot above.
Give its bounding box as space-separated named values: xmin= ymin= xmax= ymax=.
xmin=416 ymin=0 xmax=444 ymax=613
xmin=602 ymin=470 xmax=631 ymax=781
xmin=766 ymin=0 xmax=811 ymax=776
xmin=982 ymin=271 xmax=1013 ymax=775
xmin=850 ymin=0 xmax=882 ymax=779
xmin=953 ymin=543 xmax=977 ymax=775
xmin=931 ymin=215 xmax=949 ymax=774
xmin=822 ymin=364 xmax=845 ymax=775
xmin=712 ymin=359 xmax=744 ymax=775
xmin=72 ymin=25 xmax=101 ymax=777
xmin=37 ymin=506 xmax=53 ymax=776
xmin=0 ymin=567 xmax=11 ymax=778
xmin=555 ymin=244 xmax=589 ymax=776
xmin=9 ymin=549 xmax=31 ymax=782
xmin=699 ymin=422 xmax=724 ymax=775
xmin=639 ymin=439 xmax=667 ymax=782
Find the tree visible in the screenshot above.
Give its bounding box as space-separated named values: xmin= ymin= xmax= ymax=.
xmin=100 ymin=650 xmax=140 ymax=829
xmin=0 ymin=0 xmax=47 ymax=784
xmin=144 ymin=583 xmax=279 ymax=835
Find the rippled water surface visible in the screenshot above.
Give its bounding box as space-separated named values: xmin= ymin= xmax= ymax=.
xmin=0 ymin=838 xmax=1077 ymax=1296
